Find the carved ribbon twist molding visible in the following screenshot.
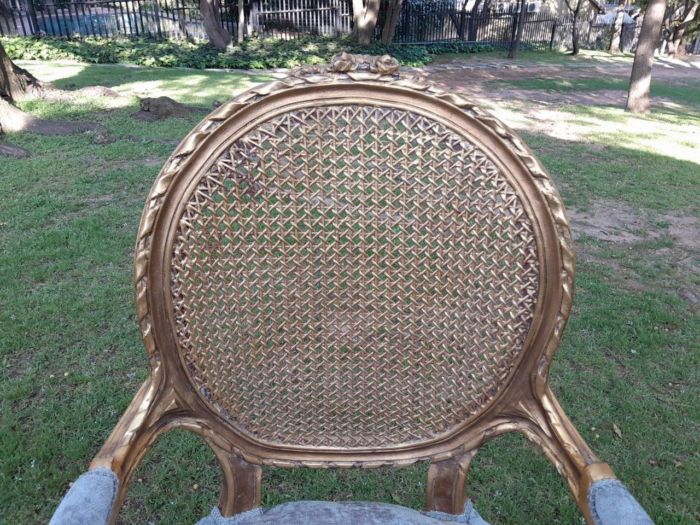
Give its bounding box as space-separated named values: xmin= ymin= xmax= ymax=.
xmin=131 ymin=52 xmax=575 ymax=467
xmin=292 ymin=52 xmax=401 ymax=77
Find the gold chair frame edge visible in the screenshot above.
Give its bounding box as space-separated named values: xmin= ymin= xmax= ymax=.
xmin=88 ymin=60 xmax=617 ymax=525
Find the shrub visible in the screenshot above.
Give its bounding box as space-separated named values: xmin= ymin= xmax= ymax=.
xmin=0 ymin=35 xmax=436 ymax=69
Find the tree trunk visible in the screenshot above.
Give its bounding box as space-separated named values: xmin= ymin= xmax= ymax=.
xmin=237 ymin=0 xmax=245 ymax=44
xmin=448 ymin=0 xmax=471 ymax=40
xmin=477 ymin=0 xmax=494 ymax=37
xmin=1 ymin=41 xmax=41 ymax=102
xmin=669 ymin=2 xmax=698 ymax=56
xmin=380 ymin=0 xmax=403 ymax=44
xmin=200 ymin=0 xmax=232 ymax=50
xmin=0 ymin=97 xmax=31 ymax=134
xmin=565 ymin=0 xmax=583 ymax=55
xmin=572 ymin=9 xmax=581 ymax=54
xmin=352 ymin=0 xmax=380 ymax=44
xmin=626 ymin=0 xmax=667 ymax=113
xmin=1 ymin=96 xmax=99 ymax=135
xmin=1 ymin=42 xmax=102 ymax=142
xmin=610 ymin=6 xmax=625 ymax=53
xmin=659 ymin=3 xmax=674 ymax=54
xmin=467 ymin=0 xmax=484 ymax=41
xmin=507 ymin=0 xmax=527 ymax=59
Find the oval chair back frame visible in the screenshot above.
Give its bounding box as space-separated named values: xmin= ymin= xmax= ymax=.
xmin=89 ymin=53 xmax=617 ymax=525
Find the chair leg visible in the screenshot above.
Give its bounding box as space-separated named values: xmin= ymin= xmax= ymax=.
xmin=425 ymin=449 xmax=478 ymax=514
xmin=208 ymin=445 xmax=262 ymax=517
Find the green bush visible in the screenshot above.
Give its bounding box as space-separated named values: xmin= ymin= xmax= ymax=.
xmin=425 ymin=42 xmax=497 ymax=54
xmin=0 ymin=35 xmax=436 ymax=69
xmin=1 ymin=35 xmax=500 ymax=70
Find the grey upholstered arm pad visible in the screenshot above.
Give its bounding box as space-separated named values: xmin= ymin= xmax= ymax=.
xmin=588 ymin=479 xmax=653 ymax=525
xmin=49 ymin=468 xmax=119 ymax=525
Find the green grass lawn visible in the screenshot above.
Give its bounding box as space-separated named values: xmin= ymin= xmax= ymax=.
xmin=429 ymin=48 xmax=637 ymax=66
xmin=1 ymin=60 xmax=698 ymax=524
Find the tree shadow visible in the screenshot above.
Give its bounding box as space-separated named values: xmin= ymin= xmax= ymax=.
xmin=521 ymin=130 xmax=700 ymax=212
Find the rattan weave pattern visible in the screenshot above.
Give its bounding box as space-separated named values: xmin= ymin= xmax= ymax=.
xmin=170 ymin=104 xmax=539 ymax=448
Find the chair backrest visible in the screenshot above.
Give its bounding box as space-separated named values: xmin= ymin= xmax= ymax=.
xmin=135 ymin=53 xmax=573 ymax=467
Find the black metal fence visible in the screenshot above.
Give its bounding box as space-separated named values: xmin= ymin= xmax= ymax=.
xmin=389 ymin=3 xmax=641 ymax=52
xmin=251 ymin=0 xmax=351 ymax=39
xmin=0 ymin=0 xmax=640 ymax=53
xmin=0 ymin=0 xmax=351 ymax=40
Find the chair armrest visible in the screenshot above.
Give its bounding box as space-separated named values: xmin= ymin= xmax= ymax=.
xmin=49 ymin=468 xmax=119 ymax=525
xmin=588 ymin=479 xmax=653 ymax=525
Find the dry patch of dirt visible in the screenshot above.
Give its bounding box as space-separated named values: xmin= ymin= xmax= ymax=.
xmin=663 ymin=215 xmax=700 ymax=253
xmin=0 ymin=97 xmax=101 ymax=136
xmin=423 ymin=61 xmax=695 ymax=109
xmin=0 ymin=141 xmax=30 ymax=158
xmin=82 ymin=155 xmax=166 ymax=172
xmin=569 ymin=201 xmax=653 ymax=244
xmin=568 ymin=200 xmax=699 ymax=305
xmin=569 ymin=201 xmax=699 ymax=250
xmin=39 ymin=85 xmax=121 ymax=102
xmin=132 ymin=96 xmax=204 ymax=121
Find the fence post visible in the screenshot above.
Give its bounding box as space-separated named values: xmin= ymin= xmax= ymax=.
xmin=621 ymin=22 xmax=626 ymax=52
xmin=149 ymin=0 xmax=162 ymax=39
xmin=332 ymin=6 xmax=342 ymax=37
xmin=587 ymin=16 xmax=593 ymax=45
xmin=24 ymin=0 xmax=40 ymax=34
xmin=549 ymin=18 xmax=557 ymax=50
xmin=510 ymin=11 xmax=519 ymax=49
xmin=250 ymin=0 xmax=259 ymax=36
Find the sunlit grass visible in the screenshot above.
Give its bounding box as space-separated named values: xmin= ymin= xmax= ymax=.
xmin=487 ymin=96 xmax=700 ymax=175
xmin=18 ymin=60 xmax=273 ymax=107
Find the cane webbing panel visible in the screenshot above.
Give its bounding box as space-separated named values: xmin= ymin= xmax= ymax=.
xmin=170 ymin=104 xmax=539 ymax=449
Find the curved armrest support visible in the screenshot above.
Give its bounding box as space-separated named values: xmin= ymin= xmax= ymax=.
xmin=49 ymin=468 xmax=119 ymax=525
xmin=587 ymin=479 xmax=653 ymax=525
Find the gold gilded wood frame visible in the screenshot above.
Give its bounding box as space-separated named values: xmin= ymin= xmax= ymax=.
xmin=89 ymin=54 xmax=617 ymax=524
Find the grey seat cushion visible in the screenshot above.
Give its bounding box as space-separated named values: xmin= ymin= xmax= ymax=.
xmin=588 ymin=479 xmax=654 ymax=525
xmin=196 ymin=501 xmax=489 ymax=525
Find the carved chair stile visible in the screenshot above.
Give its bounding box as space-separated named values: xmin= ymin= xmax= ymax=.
xmin=50 ymin=53 xmax=653 ymax=525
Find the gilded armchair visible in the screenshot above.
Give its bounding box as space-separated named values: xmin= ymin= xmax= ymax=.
xmin=50 ymin=53 xmax=653 ymax=525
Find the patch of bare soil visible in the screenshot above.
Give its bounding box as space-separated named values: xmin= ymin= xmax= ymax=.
xmin=484 ymin=86 xmax=670 ymax=109
xmin=568 ymin=201 xmax=651 ymax=244
xmin=132 ymin=96 xmax=204 ymax=121
xmin=569 ymin=201 xmax=699 ymax=250
xmin=423 ymin=60 xmax=697 ymax=108
xmin=0 ymin=97 xmax=101 ymax=136
xmin=38 ymin=85 xmax=121 ymax=102
xmin=568 ymin=200 xmax=699 ymax=305
xmin=663 ymin=215 xmax=700 ymax=252
xmin=81 ymin=154 xmax=166 ymax=172
xmin=0 ymin=140 xmax=29 ymax=158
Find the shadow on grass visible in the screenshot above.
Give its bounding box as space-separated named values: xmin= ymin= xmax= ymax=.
xmin=521 ymin=131 xmax=700 ymax=212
